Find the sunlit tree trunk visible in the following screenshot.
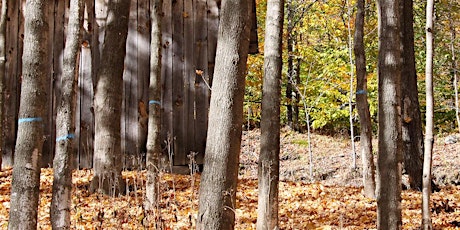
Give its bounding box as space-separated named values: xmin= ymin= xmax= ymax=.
xmin=0 ymin=0 xmax=6 ymax=170
xmin=196 ymin=0 xmax=250 ymax=228
xmin=422 ymin=0 xmax=434 ymax=227
xmin=354 ymin=0 xmax=376 ymax=198
xmin=51 ymin=0 xmax=84 ymax=228
xmin=145 ymin=0 xmax=162 ymax=213
xmin=448 ymin=0 xmax=460 ymax=133
xmin=376 ymin=0 xmax=403 ymax=227
xmin=91 ymin=0 xmax=131 ymax=196
xmin=8 ymin=0 xmax=50 ymax=229
xmin=400 ymin=0 xmax=423 ymax=191
xmin=256 ymin=0 xmax=284 ymax=228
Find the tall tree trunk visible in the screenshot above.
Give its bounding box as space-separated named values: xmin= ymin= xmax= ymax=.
xmin=91 ymin=0 xmax=131 ymax=196
xmin=51 ymin=0 xmax=84 ymax=228
xmin=145 ymin=0 xmax=162 ymax=212
xmin=286 ymin=0 xmax=294 ymax=128
xmin=196 ymin=0 xmax=250 ymax=228
xmin=256 ymin=0 xmax=284 ymax=228
xmin=400 ymin=0 xmax=424 ymax=191
xmin=354 ymin=0 xmax=376 ymax=198
xmin=0 ymin=0 xmax=6 ymax=170
xmin=422 ymin=0 xmax=434 ymax=227
xmin=376 ymin=0 xmax=403 ymax=228
xmin=8 ymin=0 xmax=50 ymax=229
xmin=448 ymin=0 xmax=460 ymax=133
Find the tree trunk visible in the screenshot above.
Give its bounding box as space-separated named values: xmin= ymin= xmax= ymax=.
xmin=0 ymin=0 xmax=6 ymax=170
xmin=256 ymin=0 xmax=284 ymax=229
xmin=376 ymin=0 xmax=403 ymax=228
xmin=286 ymin=1 xmax=294 ymax=128
xmin=91 ymin=0 xmax=131 ymax=196
xmin=8 ymin=0 xmax=50 ymax=229
xmin=196 ymin=0 xmax=250 ymax=228
xmin=51 ymin=0 xmax=84 ymax=228
xmin=422 ymin=0 xmax=434 ymax=227
xmin=354 ymin=0 xmax=376 ymax=198
xmin=400 ymin=0 xmax=424 ymax=191
xmin=145 ymin=0 xmax=162 ymax=212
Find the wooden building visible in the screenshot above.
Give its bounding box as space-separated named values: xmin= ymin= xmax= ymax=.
xmin=1 ymin=0 xmax=258 ymax=169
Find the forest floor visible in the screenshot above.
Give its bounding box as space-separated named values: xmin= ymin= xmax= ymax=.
xmin=0 ymin=128 xmax=459 ymax=229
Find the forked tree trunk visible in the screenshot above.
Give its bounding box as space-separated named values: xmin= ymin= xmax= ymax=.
xmin=51 ymin=0 xmax=84 ymax=228
xmin=400 ymin=0 xmax=424 ymax=191
xmin=422 ymin=0 xmax=434 ymax=227
xmin=256 ymin=0 xmax=284 ymax=228
xmin=0 ymin=0 xmax=6 ymax=170
xmin=196 ymin=0 xmax=250 ymax=228
xmin=145 ymin=0 xmax=162 ymax=212
xmin=91 ymin=0 xmax=131 ymax=196
xmin=8 ymin=0 xmax=50 ymax=229
xmin=354 ymin=0 xmax=376 ymax=198
xmin=376 ymin=0 xmax=403 ymax=228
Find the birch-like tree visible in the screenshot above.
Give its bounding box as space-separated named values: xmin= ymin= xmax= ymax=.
xmin=145 ymin=0 xmax=162 ymax=213
xmin=8 ymin=0 xmax=50 ymax=229
xmin=422 ymin=0 xmax=435 ymax=227
xmin=51 ymin=0 xmax=84 ymax=228
xmin=256 ymin=0 xmax=284 ymax=228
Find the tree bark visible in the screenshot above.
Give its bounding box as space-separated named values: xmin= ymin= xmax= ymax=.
xmin=400 ymin=0 xmax=424 ymax=191
xmin=91 ymin=0 xmax=131 ymax=196
xmin=354 ymin=0 xmax=376 ymax=198
xmin=0 ymin=0 xmax=6 ymax=170
xmin=145 ymin=0 xmax=162 ymax=212
xmin=422 ymin=0 xmax=434 ymax=227
xmin=8 ymin=0 xmax=50 ymax=229
xmin=51 ymin=0 xmax=84 ymax=228
xmin=196 ymin=0 xmax=250 ymax=228
xmin=256 ymin=0 xmax=284 ymax=229
xmin=376 ymin=0 xmax=403 ymax=228
xmin=286 ymin=0 xmax=294 ymax=129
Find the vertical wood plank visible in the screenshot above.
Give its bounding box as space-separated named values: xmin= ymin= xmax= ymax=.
xmin=183 ymin=0 xmax=194 ymax=164
xmin=137 ymin=0 xmax=150 ymax=168
xmin=2 ymin=0 xmax=21 ymax=167
xmin=161 ymin=0 xmax=173 ymax=165
xmin=122 ymin=0 xmax=139 ymax=168
xmin=76 ymin=0 xmax=97 ymax=168
xmin=193 ymin=0 xmax=209 ymax=164
xmin=172 ymin=0 xmax=185 ymax=165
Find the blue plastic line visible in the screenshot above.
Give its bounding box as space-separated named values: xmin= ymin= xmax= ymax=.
xmin=356 ymin=89 xmax=367 ymax=95
xmin=18 ymin=117 xmax=43 ymax=124
xmin=149 ymin=100 xmax=161 ymax=105
xmin=56 ymin=134 xmax=75 ymax=142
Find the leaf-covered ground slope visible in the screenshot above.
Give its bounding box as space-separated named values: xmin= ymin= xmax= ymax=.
xmin=0 ymin=129 xmax=459 ymax=229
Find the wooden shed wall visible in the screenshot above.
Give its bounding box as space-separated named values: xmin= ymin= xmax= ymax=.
xmin=1 ymin=0 xmax=258 ymax=169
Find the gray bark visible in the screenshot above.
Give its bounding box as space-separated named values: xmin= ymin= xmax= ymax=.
xmin=256 ymin=0 xmax=283 ymax=228
xmin=400 ymin=0 xmax=424 ymax=191
xmin=422 ymin=0 xmax=434 ymax=227
xmin=145 ymin=0 xmax=162 ymax=212
xmin=376 ymin=0 xmax=403 ymax=228
xmin=0 ymin=0 xmax=6 ymax=170
xmin=354 ymin=0 xmax=376 ymax=198
xmin=196 ymin=0 xmax=250 ymax=228
xmin=51 ymin=0 xmax=84 ymax=228
xmin=91 ymin=0 xmax=131 ymax=196
xmin=8 ymin=0 xmax=50 ymax=229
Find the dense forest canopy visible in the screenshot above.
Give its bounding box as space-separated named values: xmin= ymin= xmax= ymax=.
xmin=246 ymin=0 xmax=460 ymax=134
